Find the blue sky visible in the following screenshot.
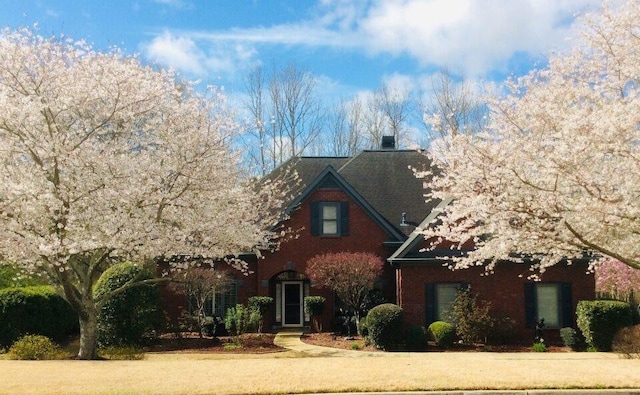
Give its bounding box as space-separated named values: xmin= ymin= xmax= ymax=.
xmin=0 ymin=0 xmax=602 ymax=101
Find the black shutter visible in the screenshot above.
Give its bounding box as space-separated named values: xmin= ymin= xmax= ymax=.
xmin=524 ymin=283 xmax=536 ymax=328
xmin=340 ymin=201 xmax=349 ymax=236
xmin=310 ymin=202 xmax=320 ymax=236
xmin=561 ymin=283 xmax=573 ymax=327
xmin=425 ymin=283 xmax=436 ymax=326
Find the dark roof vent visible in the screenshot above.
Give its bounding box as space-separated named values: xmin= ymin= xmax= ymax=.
xmin=381 ymin=135 xmax=396 ymax=150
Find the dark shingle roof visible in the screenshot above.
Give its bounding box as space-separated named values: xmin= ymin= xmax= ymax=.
xmin=283 ymin=157 xmax=350 ymax=191
xmin=337 ymin=150 xmax=437 ymax=235
xmin=270 ymin=150 xmax=439 ymax=239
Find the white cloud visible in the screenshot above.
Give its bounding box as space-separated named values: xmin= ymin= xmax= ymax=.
xmin=359 ymin=0 xmax=600 ymax=76
xmin=381 ymin=73 xmax=415 ymax=97
xmin=144 ymin=31 xmax=205 ymax=75
xmin=143 ymin=31 xmax=261 ymax=79
xmin=142 ymin=0 xmax=600 ymax=80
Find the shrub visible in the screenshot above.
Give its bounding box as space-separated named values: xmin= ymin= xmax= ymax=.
xmin=0 ymin=286 xmax=78 ymax=348
xmin=304 ymin=296 xmax=326 ymax=332
xmin=576 ymin=300 xmax=633 ymax=351
xmin=0 ymin=263 xmax=44 ymax=289
xmin=447 ymin=288 xmax=494 ymax=344
xmin=405 ymin=325 xmax=428 ymax=351
xmin=248 ymin=296 xmax=273 ymax=333
xmin=560 ymin=327 xmax=576 ymax=348
xmin=532 ymin=342 xmax=547 ymax=352
xmin=8 ymin=335 xmax=63 ymax=360
xmin=487 ymin=314 xmax=516 ymax=345
xmin=225 ymin=304 xmax=254 ymax=336
xmin=94 ymin=262 xmax=162 ymax=347
xmin=360 ymin=288 xmax=388 ymax=317
xmin=365 ymin=303 xmax=403 ymax=350
xmin=428 ymin=321 xmax=455 ymax=348
xmin=560 ymin=327 xmax=585 ymax=350
xmin=612 ymin=325 xmax=640 ymax=359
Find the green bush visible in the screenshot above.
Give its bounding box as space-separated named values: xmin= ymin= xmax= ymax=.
xmin=304 ymin=296 xmax=326 ymax=332
xmin=248 ymin=296 xmax=273 ymax=333
xmin=8 ymin=335 xmax=64 ymax=360
xmin=94 ymin=262 xmax=162 ymax=347
xmin=612 ymin=325 xmax=640 ymax=359
xmin=428 ymin=321 xmax=455 ymax=348
xmin=560 ymin=327 xmax=576 ymax=348
xmin=225 ymin=304 xmax=255 ymax=336
xmin=304 ymin=296 xmax=325 ymax=316
xmin=560 ymin=327 xmax=585 ymax=350
xmin=365 ymin=303 xmax=403 ymax=350
xmin=0 ymin=286 xmax=78 ymax=348
xmin=532 ymin=342 xmax=547 ymax=352
xmin=0 ymin=263 xmax=45 ymax=289
xmin=360 ymin=288 xmax=388 ymax=317
xmin=405 ymin=325 xmax=428 ymax=351
xmin=447 ymin=288 xmax=494 ymax=344
xmin=576 ymin=300 xmax=633 ymax=351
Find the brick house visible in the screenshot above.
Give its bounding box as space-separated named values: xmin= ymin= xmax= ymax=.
xmin=163 ymin=138 xmax=595 ymax=343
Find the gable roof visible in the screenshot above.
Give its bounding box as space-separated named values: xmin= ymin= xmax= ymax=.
xmin=288 ymin=165 xmax=406 ymax=241
xmin=387 ymin=197 xmax=454 ymax=263
xmin=269 ymin=149 xmax=440 ymax=242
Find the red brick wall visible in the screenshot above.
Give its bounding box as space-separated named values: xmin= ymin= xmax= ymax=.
xmin=257 ymin=188 xmax=395 ymax=330
xmin=397 ymin=261 xmax=595 ymax=344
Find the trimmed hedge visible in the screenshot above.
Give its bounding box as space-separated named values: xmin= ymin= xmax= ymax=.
xmin=303 ymin=296 xmax=326 ymax=317
xmin=576 ymin=300 xmax=633 ymax=351
xmin=304 ymin=296 xmax=326 ymax=333
xmin=248 ymin=296 xmax=273 ymax=333
xmin=0 ymin=286 xmax=78 ymax=348
xmin=428 ymin=321 xmax=455 ymax=348
xmin=365 ymin=303 xmax=403 ymax=350
xmin=94 ymin=262 xmax=161 ymax=347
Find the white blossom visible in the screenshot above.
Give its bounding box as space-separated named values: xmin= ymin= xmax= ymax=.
xmin=421 ymin=1 xmax=640 ymax=273
xmin=0 ymin=28 xmax=291 ymax=358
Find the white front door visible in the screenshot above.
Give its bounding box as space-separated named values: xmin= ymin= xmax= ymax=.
xmin=282 ymin=281 xmax=303 ymax=327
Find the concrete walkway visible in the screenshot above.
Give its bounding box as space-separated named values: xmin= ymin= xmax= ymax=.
xmin=274 ymin=331 xmax=382 ymax=357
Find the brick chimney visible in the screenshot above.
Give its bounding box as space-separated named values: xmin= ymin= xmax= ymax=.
xmin=381 ymin=135 xmax=395 ymax=150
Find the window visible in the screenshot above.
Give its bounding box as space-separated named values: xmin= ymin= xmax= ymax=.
xmin=186 ymin=280 xmax=238 ymax=318
xmin=537 ymin=284 xmax=560 ymax=327
xmin=310 ymin=201 xmax=349 ymax=236
xmin=213 ymin=281 xmax=238 ymax=317
xmin=525 ymin=282 xmax=572 ymax=328
xmin=425 ymin=283 xmax=466 ymax=325
xmin=322 ymin=203 xmax=339 ymax=235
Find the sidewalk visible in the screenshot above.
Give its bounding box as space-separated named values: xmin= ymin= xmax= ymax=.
xmin=274 ymin=331 xmax=381 ymax=357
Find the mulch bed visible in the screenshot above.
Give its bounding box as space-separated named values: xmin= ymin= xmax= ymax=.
xmin=145 ymin=333 xmax=284 ymax=354
xmin=301 ymin=332 xmax=569 ymax=352
xmin=144 ymin=332 xmax=568 ymax=354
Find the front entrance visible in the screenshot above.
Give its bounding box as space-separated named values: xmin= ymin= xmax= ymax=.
xmin=272 ymin=270 xmax=310 ymax=328
xmin=282 ymin=281 xmax=303 ymax=327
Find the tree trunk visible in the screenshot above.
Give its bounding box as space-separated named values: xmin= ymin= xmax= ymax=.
xmin=77 ymin=307 xmax=99 ymax=360
xmin=355 ymin=314 xmax=362 ymax=336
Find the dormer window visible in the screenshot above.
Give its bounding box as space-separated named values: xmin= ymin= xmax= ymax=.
xmin=310 ymin=201 xmax=349 ymax=236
